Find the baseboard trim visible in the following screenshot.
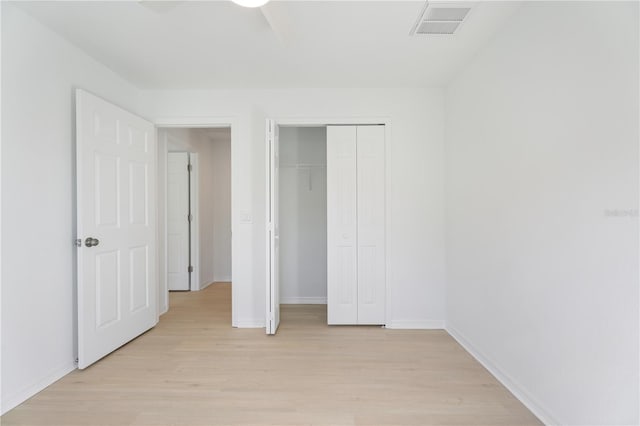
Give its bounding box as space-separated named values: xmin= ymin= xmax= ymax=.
xmin=234 ymin=319 xmax=265 ymax=328
xmin=280 ymin=297 xmax=327 ymax=304
xmin=446 ymin=324 xmax=559 ymax=426
xmin=199 ymin=280 xmax=213 ymax=290
xmin=1 ymin=361 xmax=76 ymax=415
xmin=385 ymin=320 xmax=445 ymax=329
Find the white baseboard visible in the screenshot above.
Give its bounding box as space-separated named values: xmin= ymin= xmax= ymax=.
xmin=213 ymin=276 xmax=231 ymax=283
xmin=280 ymin=297 xmax=327 ymax=304
xmin=234 ymin=319 xmax=265 ymax=328
xmin=385 ymin=319 xmax=445 ymax=329
xmin=446 ymin=324 xmax=558 ymax=426
xmin=199 ymin=280 xmax=213 ymax=290
xmin=1 ymin=361 xmax=76 ymax=415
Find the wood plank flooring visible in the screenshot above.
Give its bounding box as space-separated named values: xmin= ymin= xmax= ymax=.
xmin=2 ymin=283 xmax=541 ymax=425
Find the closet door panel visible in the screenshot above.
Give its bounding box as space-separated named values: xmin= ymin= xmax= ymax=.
xmin=327 ymin=126 xmax=358 ymax=325
xmin=356 ymin=126 xmax=385 ymax=324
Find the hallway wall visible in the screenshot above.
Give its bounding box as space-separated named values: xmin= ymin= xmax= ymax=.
xmin=211 ymin=137 xmax=232 ymax=282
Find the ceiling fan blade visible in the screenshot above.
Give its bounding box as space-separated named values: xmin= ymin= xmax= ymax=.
xmin=260 ymin=1 xmax=292 ymax=43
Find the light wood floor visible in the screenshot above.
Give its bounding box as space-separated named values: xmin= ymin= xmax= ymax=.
xmin=2 ymin=283 xmax=541 ymax=426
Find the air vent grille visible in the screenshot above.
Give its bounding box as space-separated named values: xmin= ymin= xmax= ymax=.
xmin=425 ymin=7 xmax=470 ymax=22
xmin=410 ymin=2 xmax=473 ymax=36
xmin=417 ymin=21 xmax=461 ymax=35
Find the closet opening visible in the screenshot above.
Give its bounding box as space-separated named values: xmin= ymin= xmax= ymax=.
xmin=157 ymin=127 xmax=232 ymax=318
xmin=266 ymin=120 xmax=388 ymax=335
xmin=278 ymin=126 xmax=328 ymax=322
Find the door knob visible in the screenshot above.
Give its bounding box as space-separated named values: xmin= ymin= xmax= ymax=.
xmin=85 ymin=237 xmax=100 ymax=247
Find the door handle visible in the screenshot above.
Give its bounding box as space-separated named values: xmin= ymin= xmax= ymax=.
xmin=85 ymin=237 xmax=100 ymax=247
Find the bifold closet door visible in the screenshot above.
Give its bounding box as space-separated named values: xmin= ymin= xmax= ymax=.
xmin=327 ymin=126 xmax=358 ymax=325
xmin=327 ymin=125 xmax=385 ymax=325
xmin=355 ymin=126 xmax=385 ymax=324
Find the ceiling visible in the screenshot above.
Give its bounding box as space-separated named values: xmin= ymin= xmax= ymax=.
xmin=14 ymin=0 xmax=521 ymax=89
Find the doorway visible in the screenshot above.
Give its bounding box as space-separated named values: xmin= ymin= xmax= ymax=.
xmin=266 ymin=119 xmax=389 ymax=335
xmin=158 ymin=127 xmax=232 ymax=315
xmin=279 ymin=127 xmax=328 ymax=305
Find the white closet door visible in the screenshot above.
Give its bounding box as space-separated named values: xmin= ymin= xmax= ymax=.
xmin=167 ymin=152 xmax=190 ymax=291
xmin=356 ymin=126 xmax=385 ymax=324
xmin=266 ymin=120 xmax=281 ymax=334
xmin=327 ymin=126 xmax=358 ymax=324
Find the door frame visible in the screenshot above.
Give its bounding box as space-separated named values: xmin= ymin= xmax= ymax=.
xmin=155 ymin=117 xmax=238 ymax=327
xmin=265 ymin=116 xmax=393 ymax=330
xmin=189 ymin=152 xmax=199 ymax=291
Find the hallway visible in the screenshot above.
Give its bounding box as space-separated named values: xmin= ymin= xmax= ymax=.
xmin=2 ymin=284 xmax=540 ymax=425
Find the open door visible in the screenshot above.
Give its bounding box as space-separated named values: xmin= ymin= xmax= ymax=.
xmin=76 ymin=89 xmax=157 ymax=369
xmin=167 ymin=152 xmax=191 ymax=291
xmin=266 ymin=119 xmax=280 ymax=334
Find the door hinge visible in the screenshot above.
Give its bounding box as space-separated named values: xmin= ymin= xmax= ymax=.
xmin=74 ymin=239 xmax=82 ymax=247
xmin=187 ymin=164 xmax=193 ymax=172
xmin=188 ymin=214 xmax=193 ymax=222
xmin=74 ymin=357 xmax=79 ymax=365
xmin=188 ymin=265 xmax=194 ymax=273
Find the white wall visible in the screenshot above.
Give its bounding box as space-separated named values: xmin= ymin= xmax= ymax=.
xmin=444 ymin=2 xmax=639 ymax=425
xmin=211 ymin=138 xmax=232 ymax=282
xmin=1 ymin=4 xmax=143 ymax=414
xmin=279 ymin=127 xmax=327 ymax=304
xmin=141 ymin=88 xmax=446 ymax=329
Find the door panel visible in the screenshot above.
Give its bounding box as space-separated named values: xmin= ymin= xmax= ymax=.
xmin=266 ymin=120 xmax=281 ymax=334
xmin=166 ymin=152 xmax=190 ymax=291
xmin=356 ymin=126 xmax=385 ymax=324
xmin=129 ymin=162 xmax=149 ymax=226
xmin=76 ymin=89 xmax=157 ymax=369
xmin=327 ymin=126 xmax=358 ymax=325
xmin=129 ymin=245 xmax=149 ymax=313
xmin=95 ymin=250 xmax=120 ymax=329
xmin=95 ymin=154 xmax=120 ymax=227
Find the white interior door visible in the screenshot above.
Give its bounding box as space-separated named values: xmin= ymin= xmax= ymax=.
xmin=266 ymin=119 xmax=280 ymax=334
xmin=76 ymin=89 xmax=157 ymax=369
xmin=327 ymin=126 xmax=358 ymax=325
xmin=356 ymin=126 xmax=385 ymax=324
xmin=167 ymin=152 xmax=191 ymax=291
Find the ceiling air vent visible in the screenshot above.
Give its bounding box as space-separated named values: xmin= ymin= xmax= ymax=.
xmin=410 ymin=2 xmax=473 ymax=36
